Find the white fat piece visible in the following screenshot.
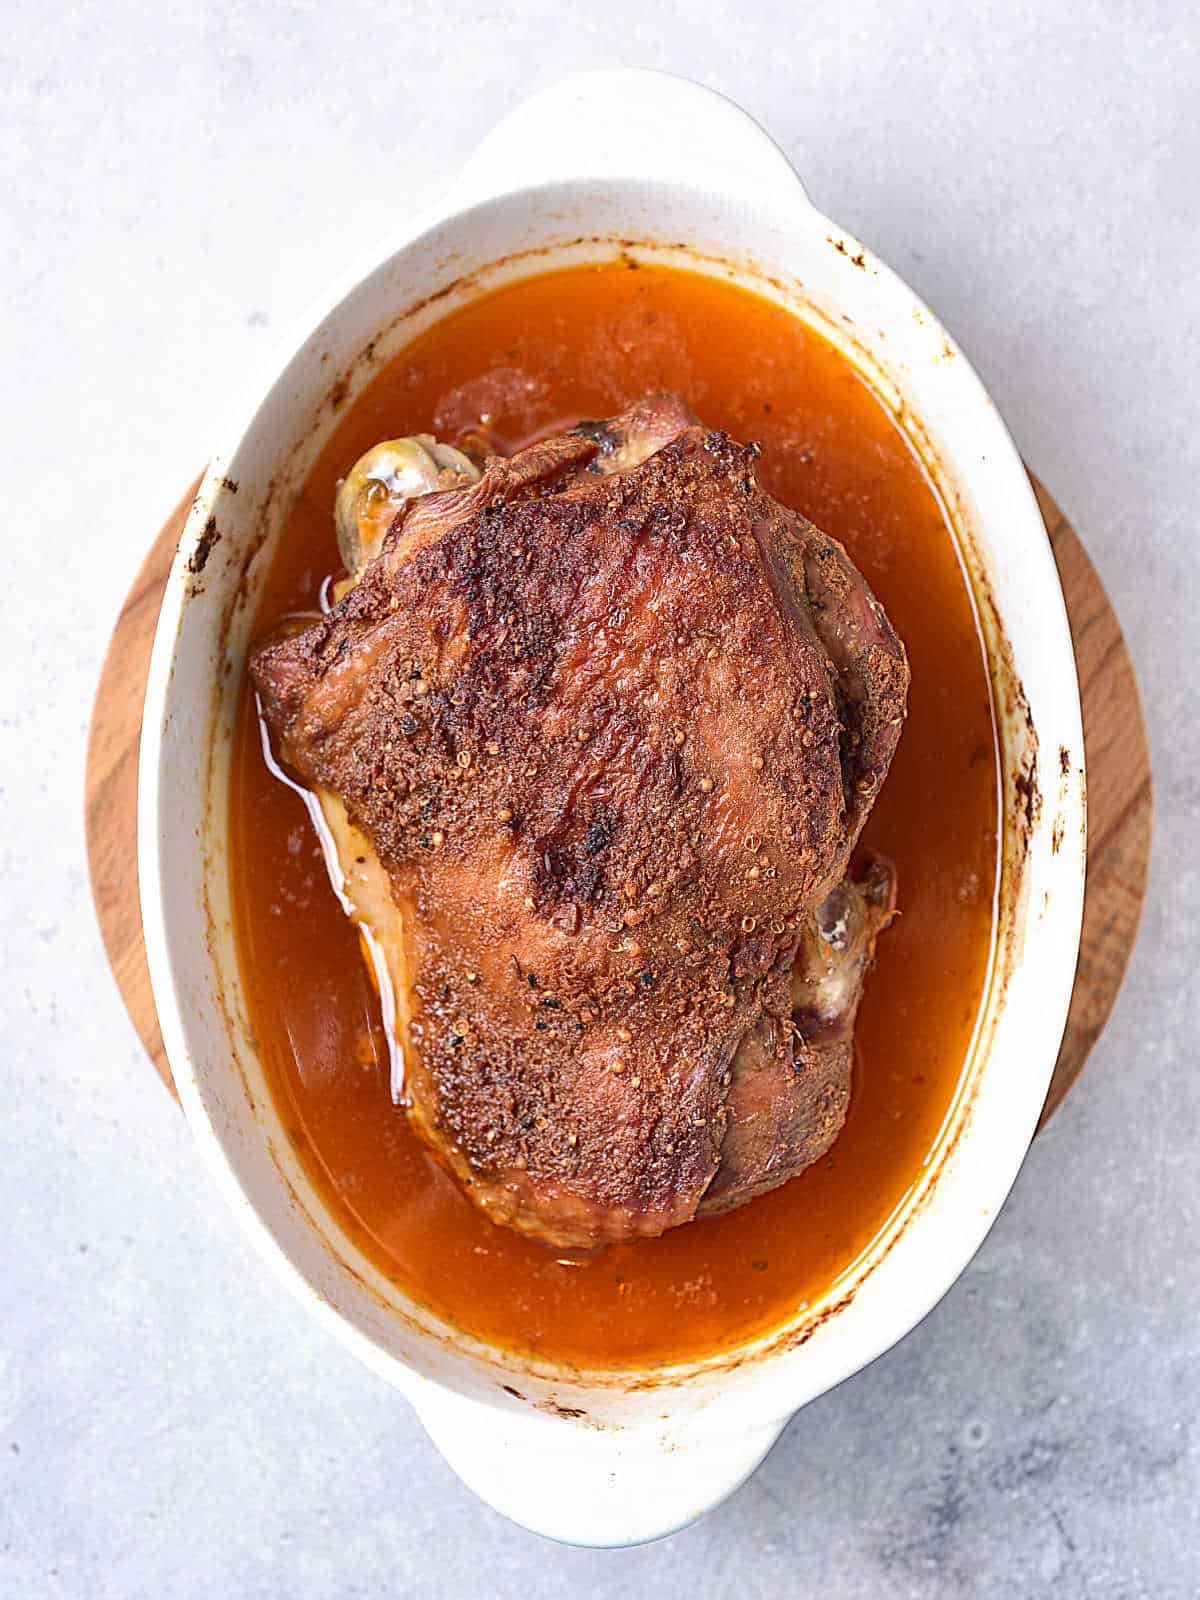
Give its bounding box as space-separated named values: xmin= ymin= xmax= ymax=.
xmin=256 ymin=696 xmax=411 ymax=1102
xmin=266 ymin=434 xmax=480 ymax=1102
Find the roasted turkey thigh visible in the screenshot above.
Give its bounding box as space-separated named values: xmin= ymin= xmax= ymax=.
xmin=252 ymin=396 xmax=908 ymax=1247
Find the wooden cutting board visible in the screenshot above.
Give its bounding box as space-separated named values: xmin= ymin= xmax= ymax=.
xmin=84 ymin=473 xmax=1152 ymax=1125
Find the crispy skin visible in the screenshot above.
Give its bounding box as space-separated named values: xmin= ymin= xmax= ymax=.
xmin=252 ymin=398 xmax=908 ymax=1247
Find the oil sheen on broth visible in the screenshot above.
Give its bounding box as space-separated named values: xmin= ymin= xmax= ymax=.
xmin=230 ymin=260 xmax=998 ymax=1369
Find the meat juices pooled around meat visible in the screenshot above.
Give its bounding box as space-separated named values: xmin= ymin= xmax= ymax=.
xmin=252 ymin=396 xmax=909 ymax=1249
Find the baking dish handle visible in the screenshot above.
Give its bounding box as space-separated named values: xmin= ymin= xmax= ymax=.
xmin=411 ymin=1380 xmax=786 ymax=1546
xmin=449 ymin=68 xmax=810 ymax=214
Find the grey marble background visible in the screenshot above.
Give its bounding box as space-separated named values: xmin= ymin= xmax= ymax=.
xmin=3 ymin=2 xmax=1197 ymax=1595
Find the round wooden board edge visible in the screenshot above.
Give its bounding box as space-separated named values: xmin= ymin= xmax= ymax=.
xmin=1031 ymin=478 xmax=1152 ymax=1126
xmin=85 ymin=477 xmax=203 ymax=1097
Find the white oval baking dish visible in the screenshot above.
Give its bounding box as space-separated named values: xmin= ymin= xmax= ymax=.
xmin=138 ymin=69 xmax=1085 ymax=1546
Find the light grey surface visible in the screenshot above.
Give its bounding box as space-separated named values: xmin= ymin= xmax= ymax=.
xmin=2 ymin=1 xmax=1197 ymax=1594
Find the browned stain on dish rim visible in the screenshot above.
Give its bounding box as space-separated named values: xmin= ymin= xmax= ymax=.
xmin=184 ymin=233 xmax=1058 ymax=1411
xmin=186 ymin=516 xmax=221 ymax=577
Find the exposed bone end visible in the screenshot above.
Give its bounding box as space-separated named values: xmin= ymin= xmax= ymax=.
xmin=334 ymin=435 xmax=481 ymax=578
xmin=793 ymin=856 xmax=898 ymax=1046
